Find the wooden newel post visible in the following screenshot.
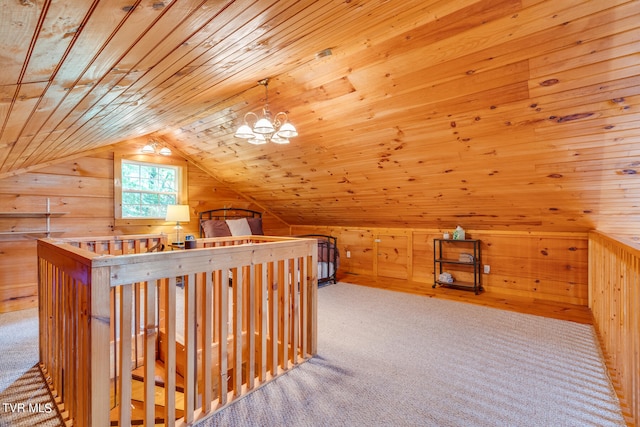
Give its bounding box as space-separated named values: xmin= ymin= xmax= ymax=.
xmin=309 ymin=241 xmax=318 ymax=356
xmin=89 ymin=266 xmax=112 ymax=426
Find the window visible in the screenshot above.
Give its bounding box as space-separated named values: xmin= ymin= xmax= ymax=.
xmin=114 ymin=152 xmax=188 ymax=224
xmin=121 ymin=160 xmax=178 ymax=218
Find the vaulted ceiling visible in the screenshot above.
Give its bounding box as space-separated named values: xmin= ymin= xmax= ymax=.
xmin=1 ymin=0 xmax=639 ymax=232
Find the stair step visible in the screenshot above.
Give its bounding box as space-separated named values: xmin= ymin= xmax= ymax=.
xmin=131 ymin=359 xmax=185 ymax=392
xmin=109 ymin=398 xmax=184 ymax=426
xmin=109 ymin=363 xmax=186 ymax=426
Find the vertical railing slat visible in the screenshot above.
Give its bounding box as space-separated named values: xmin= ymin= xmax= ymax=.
xmin=202 ymin=272 xmax=213 ymax=414
xmin=164 ymin=277 xmax=177 ymax=427
xmin=134 ymin=282 xmax=141 ymax=367
xmin=259 ymin=264 xmax=268 ymax=382
xmin=219 ymin=269 xmax=228 ymax=405
xmin=292 ymin=257 xmax=300 ymax=365
xmin=310 ymin=247 xmax=319 ymax=355
xmin=78 ymin=273 xmax=90 ymax=424
xmin=184 ymin=273 xmax=196 ymax=423
xmin=144 ymin=280 xmax=157 ymax=425
xmin=69 ymin=276 xmax=78 ymax=419
xmin=281 ymin=259 xmax=290 ymax=371
xmin=233 ymin=267 xmax=243 ymax=396
xmin=270 ymin=262 xmax=279 ymax=375
xmin=247 ymin=265 xmax=256 ymax=389
xmin=55 ymin=268 xmax=63 ymax=401
xmin=118 ymin=284 xmax=133 ymax=427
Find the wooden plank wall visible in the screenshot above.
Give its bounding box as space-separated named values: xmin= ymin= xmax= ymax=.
xmin=0 ymin=143 xmax=288 ymax=312
xmin=292 ymin=225 xmax=589 ymax=306
xmin=1 ymin=143 xmax=590 ymax=311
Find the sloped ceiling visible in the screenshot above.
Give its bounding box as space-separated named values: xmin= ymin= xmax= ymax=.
xmin=1 ymin=0 xmax=639 ymax=232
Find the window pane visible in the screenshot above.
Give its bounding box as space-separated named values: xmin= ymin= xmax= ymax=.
xmin=122 ymin=163 xmax=140 ymax=178
xmin=159 ymin=194 xmax=177 ymax=205
xmin=122 ymin=205 xmax=142 ymax=218
xmin=122 ymin=192 xmax=140 ymax=204
xmin=141 ymin=193 xmax=159 ymax=205
xmin=160 ymin=168 xmax=175 ymax=182
xmin=149 ymin=205 xmax=166 ymax=218
xmin=122 ymin=177 xmax=140 ymax=190
xmin=140 ymin=167 xmax=157 ymax=180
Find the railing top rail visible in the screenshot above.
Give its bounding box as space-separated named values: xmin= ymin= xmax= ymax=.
xmin=51 ymin=233 xmax=167 ymax=243
xmin=37 ymin=238 xmax=106 ymax=264
xmin=38 ymin=234 xmax=318 ymax=286
xmin=589 ymin=231 xmax=640 ymax=258
xmin=198 ymin=235 xmax=318 ymax=244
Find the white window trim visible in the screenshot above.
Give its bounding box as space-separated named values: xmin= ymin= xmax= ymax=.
xmin=114 ymin=152 xmax=188 ymax=226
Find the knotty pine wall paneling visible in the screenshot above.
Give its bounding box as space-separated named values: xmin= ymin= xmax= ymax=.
xmin=0 ymin=153 xmax=114 ymax=311
xmin=0 ymin=144 xmax=287 ymax=312
xmin=292 ymin=225 xmax=589 ymax=306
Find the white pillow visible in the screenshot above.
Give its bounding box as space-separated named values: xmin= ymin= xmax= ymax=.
xmin=226 ymin=218 xmax=252 ymax=236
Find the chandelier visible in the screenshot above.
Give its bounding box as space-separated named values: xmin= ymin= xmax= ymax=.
xmin=234 ymin=78 xmax=298 ymax=144
xmin=141 ymin=141 xmax=171 ymax=156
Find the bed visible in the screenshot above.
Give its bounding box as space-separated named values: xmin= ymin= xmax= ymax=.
xmin=198 ymin=208 xmax=339 ymax=285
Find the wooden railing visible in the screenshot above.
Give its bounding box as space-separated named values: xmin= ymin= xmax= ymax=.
xmin=38 ymin=234 xmax=318 ymax=426
xmin=589 ymin=231 xmax=640 ymax=426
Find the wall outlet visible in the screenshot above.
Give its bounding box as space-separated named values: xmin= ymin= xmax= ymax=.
xmin=483 ymin=265 xmax=490 ymax=274
xmin=346 ymin=250 xmax=351 ymax=258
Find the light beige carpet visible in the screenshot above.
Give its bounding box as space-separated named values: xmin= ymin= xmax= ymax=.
xmin=0 ymin=284 xmax=626 ymax=426
xmin=0 ymin=308 xmax=62 ymax=427
xmin=198 ymin=282 xmax=626 ymax=426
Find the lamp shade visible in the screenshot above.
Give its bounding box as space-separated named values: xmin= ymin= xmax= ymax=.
xmin=234 ymin=124 xmax=255 ymax=139
xmin=270 ymin=134 xmax=290 ymax=144
xmin=248 ymin=133 xmax=268 ymax=145
xmin=165 ymin=205 xmax=190 ymax=222
xmin=141 ymin=144 xmax=155 ymax=154
xmin=253 ymin=118 xmax=275 ymax=134
xmin=276 ymin=122 xmax=298 ymax=138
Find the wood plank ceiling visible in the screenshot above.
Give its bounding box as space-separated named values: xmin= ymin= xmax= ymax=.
xmin=1 ymin=0 xmax=639 ymax=232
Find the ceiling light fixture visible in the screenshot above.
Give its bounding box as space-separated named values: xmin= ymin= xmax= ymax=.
xmin=234 ymin=78 xmax=298 ymax=145
xmin=141 ymin=141 xmax=172 ymax=156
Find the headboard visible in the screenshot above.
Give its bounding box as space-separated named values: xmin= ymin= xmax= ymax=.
xmin=198 ymin=207 xmax=338 ymax=284
xmin=198 ymin=208 xmax=262 ymax=237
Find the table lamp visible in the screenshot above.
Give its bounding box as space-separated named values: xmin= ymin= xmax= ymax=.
xmin=165 ymin=204 xmax=190 ymax=245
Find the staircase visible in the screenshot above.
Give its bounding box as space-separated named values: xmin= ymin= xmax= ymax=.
xmin=109 ymin=360 xmax=185 ymax=426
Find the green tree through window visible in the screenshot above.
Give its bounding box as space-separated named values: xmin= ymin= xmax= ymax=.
xmin=121 ymin=160 xmax=179 ymax=218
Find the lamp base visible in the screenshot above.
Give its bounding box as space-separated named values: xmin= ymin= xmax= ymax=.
xmin=169 ymin=242 xmax=185 ymax=251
